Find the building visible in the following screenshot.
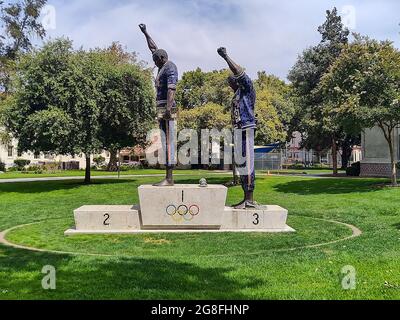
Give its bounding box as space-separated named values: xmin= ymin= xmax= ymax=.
xmin=360 ymin=126 xmax=397 ymax=177
xmin=284 ymin=131 xmax=362 ymax=167
xmin=0 ymin=136 xmax=111 ymax=170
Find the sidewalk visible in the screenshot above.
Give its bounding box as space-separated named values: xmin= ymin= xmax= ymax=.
xmin=0 ymin=172 xmax=237 ymax=184
xmin=0 ymin=171 xmax=343 ymax=184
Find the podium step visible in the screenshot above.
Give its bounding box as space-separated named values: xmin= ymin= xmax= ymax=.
xmin=65 ymin=185 xmax=295 ymax=235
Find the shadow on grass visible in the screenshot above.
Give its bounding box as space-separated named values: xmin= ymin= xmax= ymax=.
xmin=0 ymin=246 xmax=257 ymax=299
xmin=0 ymin=179 xmax=139 ymax=195
xmin=273 ymin=178 xmax=384 ymax=195
xmin=392 ymin=223 xmax=400 ymax=230
xmin=0 ymin=176 xmax=233 ymax=195
xmin=173 ymin=176 xmax=232 ymax=186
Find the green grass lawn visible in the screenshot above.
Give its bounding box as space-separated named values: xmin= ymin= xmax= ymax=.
xmin=0 ymin=174 xmax=399 ymax=299
xmin=0 ymin=168 xmax=339 ymax=180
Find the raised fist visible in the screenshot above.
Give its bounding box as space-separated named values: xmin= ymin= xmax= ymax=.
xmin=217 ymin=47 xmax=228 ymax=58
xmin=139 ymin=24 xmax=147 ymax=33
xmin=163 ymin=109 xmax=172 ymax=120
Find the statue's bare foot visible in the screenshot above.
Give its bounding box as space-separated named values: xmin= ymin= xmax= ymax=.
xmin=153 ymin=179 xmax=174 ymax=187
xmin=233 ymin=201 xmax=258 ymax=210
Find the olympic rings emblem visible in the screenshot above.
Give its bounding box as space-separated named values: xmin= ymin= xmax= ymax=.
xmin=166 ymin=204 xmax=200 ymax=222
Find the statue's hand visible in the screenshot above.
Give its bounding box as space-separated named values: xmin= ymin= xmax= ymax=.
xmin=139 ymin=24 xmax=147 ymax=33
xmin=217 ymin=47 xmax=228 ymax=58
xmin=164 ymin=109 xmax=172 ymax=120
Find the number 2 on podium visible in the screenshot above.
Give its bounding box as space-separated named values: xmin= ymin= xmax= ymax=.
xmin=103 ymin=213 xmax=110 ymax=226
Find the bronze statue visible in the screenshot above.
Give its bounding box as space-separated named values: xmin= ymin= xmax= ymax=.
xmin=217 ymin=47 xmax=257 ymax=209
xmin=139 ymin=24 xmax=178 ymax=187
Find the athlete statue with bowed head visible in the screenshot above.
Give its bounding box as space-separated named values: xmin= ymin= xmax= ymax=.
xmin=139 ymin=23 xmax=178 ymax=187
xmin=217 ymin=47 xmax=258 ymax=209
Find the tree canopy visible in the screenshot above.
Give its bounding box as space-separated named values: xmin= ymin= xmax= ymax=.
xmin=176 ymin=68 xmax=232 ymax=110
xmin=96 ymin=43 xmax=156 ymax=171
xmin=0 ymin=0 xmax=47 ymax=93
xmin=177 ymin=68 xmax=293 ymax=146
xmin=5 ymin=38 xmax=155 ymax=182
xmin=288 ymin=7 xmax=358 ymax=172
xmin=321 ymin=36 xmax=400 ymax=185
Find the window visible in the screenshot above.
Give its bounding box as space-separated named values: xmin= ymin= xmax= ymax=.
xmin=34 ymin=152 xmax=40 ymax=159
xmin=7 ymin=145 xmax=13 ymax=157
xmin=17 ymin=150 xmax=22 ymax=157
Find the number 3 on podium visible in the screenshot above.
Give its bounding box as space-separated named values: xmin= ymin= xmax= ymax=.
xmin=253 ymin=213 xmax=260 ymax=226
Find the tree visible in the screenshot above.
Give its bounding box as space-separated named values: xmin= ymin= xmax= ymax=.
xmin=254 ymin=71 xmax=295 ymax=145
xmin=178 ymin=102 xmax=230 ymax=132
xmin=0 ymin=0 xmax=48 ymax=153
xmin=177 ymin=68 xmax=293 ymax=146
xmin=6 ymin=39 xmax=156 ymax=183
xmin=288 ymin=7 xmax=355 ymax=174
xmin=176 ymin=69 xmax=232 ymax=110
xmin=1 ymin=0 xmax=46 ymax=58
xmin=96 ymin=43 xmax=155 ymax=171
xmin=0 ymin=0 xmax=47 ymax=92
xmin=6 ymin=39 xmax=104 ymax=183
xmin=179 ymin=102 xmax=230 ymax=169
xmin=321 ymin=37 xmax=400 ymax=186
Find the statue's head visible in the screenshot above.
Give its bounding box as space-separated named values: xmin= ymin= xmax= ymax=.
xmin=227 ymin=75 xmax=239 ymax=92
xmin=152 ymin=49 xmax=168 ymax=68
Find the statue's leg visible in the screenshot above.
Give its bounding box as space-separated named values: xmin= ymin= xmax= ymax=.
xmin=232 ymin=129 xmax=246 ymax=208
xmin=153 ymin=117 xmax=175 ymax=187
xmin=234 ymin=128 xmax=257 ymax=209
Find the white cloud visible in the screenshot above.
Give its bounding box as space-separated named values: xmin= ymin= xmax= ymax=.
xmin=45 ymin=0 xmax=400 ymax=80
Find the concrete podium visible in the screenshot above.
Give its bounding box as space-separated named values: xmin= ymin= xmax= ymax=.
xmin=65 ymin=185 xmax=294 ymax=235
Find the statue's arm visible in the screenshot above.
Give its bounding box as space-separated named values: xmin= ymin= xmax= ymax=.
xmin=217 ymin=47 xmax=244 ymax=76
xmin=167 ymin=89 xmax=176 ymax=114
xmin=139 ymin=24 xmax=158 ymax=54
xmin=165 ymin=64 xmax=178 ymax=118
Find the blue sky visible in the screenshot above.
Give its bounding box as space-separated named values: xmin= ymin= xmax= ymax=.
xmin=43 ymin=0 xmax=400 ymax=80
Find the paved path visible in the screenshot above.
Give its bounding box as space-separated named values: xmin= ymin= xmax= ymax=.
xmin=0 ymin=217 xmax=362 ymax=257
xmin=0 ymin=172 xmax=234 ymax=184
xmin=0 ymin=172 xmax=346 ymax=184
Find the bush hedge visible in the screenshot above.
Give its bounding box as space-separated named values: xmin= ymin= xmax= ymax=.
xmin=346 ymin=161 xmax=361 ymax=177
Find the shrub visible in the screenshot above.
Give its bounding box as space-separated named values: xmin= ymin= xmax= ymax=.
xmin=119 ymin=163 xmax=141 ymax=171
xmin=93 ymin=155 xmax=106 ymax=167
xmin=14 ymin=159 xmax=31 ymax=170
xmin=288 ymin=163 xmax=305 ymax=170
xmin=43 ymin=162 xmax=61 ymax=173
xmin=140 ymin=159 xmax=149 ymax=169
xmin=0 ymin=162 xmax=5 ymax=172
xmin=119 ymin=165 xmax=130 ymax=172
xmin=311 ymin=163 xmax=327 ymax=169
xmin=26 ymin=165 xmax=44 ymax=174
xmin=346 ymin=161 xmax=361 ymax=177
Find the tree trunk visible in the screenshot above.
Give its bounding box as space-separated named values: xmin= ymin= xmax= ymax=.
xmin=332 ymin=137 xmax=338 ymax=176
xmin=341 ymin=140 xmax=352 ymax=169
xmin=388 ymin=138 xmax=398 ymax=187
xmin=85 ymin=154 xmax=91 ymax=184
xmin=107 ymin=150 xmax=119 ymax=172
